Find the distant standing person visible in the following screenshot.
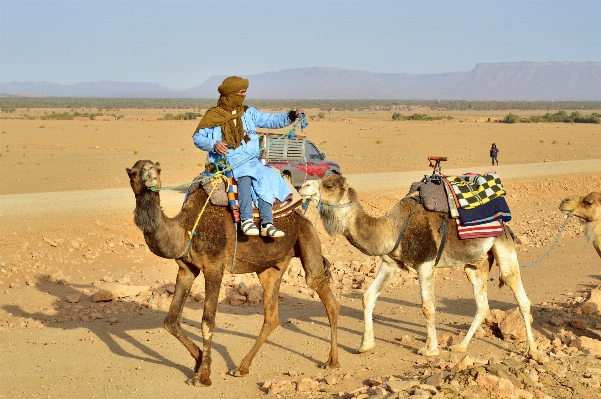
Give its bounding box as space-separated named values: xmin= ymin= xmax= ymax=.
xmin=490 ymin=143 xmax=499 ymax=165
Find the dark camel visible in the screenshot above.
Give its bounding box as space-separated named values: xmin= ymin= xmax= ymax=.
xmin=126 ymin=160 xmax=339 ymax=386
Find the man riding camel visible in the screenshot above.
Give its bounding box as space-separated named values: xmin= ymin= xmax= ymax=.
xmin=193 ymin=76 xmax=303 ymax=238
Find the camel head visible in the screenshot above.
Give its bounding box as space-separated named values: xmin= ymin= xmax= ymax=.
xmin=299 ymin=174 xmax=358 ymax=237
xmin=560 ymin=192 xmax=601 ymax=246
xmin=299 ymin=173 xmax=354 ymax=207
xmin=126 ymin=160 xmax=162 ymax=195
xmin=559 ymin=192 xmax=601 ymax=223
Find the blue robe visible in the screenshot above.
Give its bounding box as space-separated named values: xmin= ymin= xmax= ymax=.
xmin=193 ymin=106 xmax=292 ymax=205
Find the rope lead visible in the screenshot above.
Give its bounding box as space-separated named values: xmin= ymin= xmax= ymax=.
xmin=519 ymin=213 xmax=572 ymax=267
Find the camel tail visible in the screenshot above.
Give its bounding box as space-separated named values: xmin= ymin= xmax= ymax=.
xmin=504 ymin=224 xmax=516 ymax=242
xmin=322 ymin=256 xmax=332 ymax=281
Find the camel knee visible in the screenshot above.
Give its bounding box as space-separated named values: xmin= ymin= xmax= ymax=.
xmin=305 ymin=274 xmax=328 ymax=292
xmin=479 ymin=306 xmax=490 ymax=318
xmin=264 ymin=314 xmax=280 ymax=332
xmin=362 ymin=291 xmax=375 ymax=311
xmin=164 ymin=315 xmax=179 ymax=335
xmin=519 ymin=298 xmax=532 ymax=313
xmin=422 ymin=304 xmax=435 ymax=320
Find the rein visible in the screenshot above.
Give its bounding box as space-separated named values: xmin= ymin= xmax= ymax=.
xmin=390 ymin=197 xmax=420 ymax=254
xmin=519 ymin=213 xmax=572 ymax=267
xmin=179 ymin=176 xmax=226 ymax=258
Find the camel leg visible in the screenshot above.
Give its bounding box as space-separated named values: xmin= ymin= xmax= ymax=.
xmin=358 ymin=255 xmax=398 ymax=353
xmin=449 ymin=261 xmax=490 ymax=353
xmin=187 ymin=263 xmax=225 ymax=387
xmin=416 ymin=261 xmax=439 ymax=356
xmin=164 ymin=260 xmax=202 ymax=372
xmin=230 ymin=265 xmax=287 ymax=377
xmin=312 ymin=270 xmax=340 ymax=369
xmin=493 ymin=239 xmax=539 ymax=358
xmin=296 ymin=223 xmax=340 ymax=368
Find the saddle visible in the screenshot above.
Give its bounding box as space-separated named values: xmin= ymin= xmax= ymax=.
xmin=187 ymin=169 xmax=303 ymax=223
xmin=407 ymin=172 xmax=510 ymax=243
xmin=407 ymin=181 xmax=449 ymax=213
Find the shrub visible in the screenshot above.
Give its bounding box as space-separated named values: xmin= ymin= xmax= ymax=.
xmin=503 ymin=113 xmax=521 ymax=123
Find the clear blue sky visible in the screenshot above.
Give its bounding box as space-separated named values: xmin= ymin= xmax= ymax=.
xmin=1 ymin=0 xmax=600 ymax=89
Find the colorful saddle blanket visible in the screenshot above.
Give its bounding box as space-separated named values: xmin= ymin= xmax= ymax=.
xmin=444 ymin=174 xmax=505 ymax=210
xmin=457 ymin=196 xmax=511 ymax=226
xmin=455 ymin=218 xmax=504 ymax=239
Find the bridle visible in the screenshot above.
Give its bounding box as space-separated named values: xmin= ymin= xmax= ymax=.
xmin=313 ymin=180 xmax=353 ymax=210
xmin=302 ymin=179 xmax=353 ymax=227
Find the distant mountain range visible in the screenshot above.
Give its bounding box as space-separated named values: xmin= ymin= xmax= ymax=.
xmin=2 ymin=62 xmax=600 ymax=100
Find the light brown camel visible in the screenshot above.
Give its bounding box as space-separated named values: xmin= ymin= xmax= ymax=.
xmin=299 ymin=174 xmax=539 ymax=358
xmin=126 ymin=160 xmax=339 ymax=386
xmin=559 ymin=192 xmax=601 ymax=259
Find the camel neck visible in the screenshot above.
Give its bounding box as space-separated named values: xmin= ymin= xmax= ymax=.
xmin=333 ymin=201 xmax=400 ymax=256
xmin=134 ymin=191 xmax=162 ymax=233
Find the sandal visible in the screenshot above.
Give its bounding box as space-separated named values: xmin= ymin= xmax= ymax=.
xmin=260 ymin=223 xmax=285 ymax=238
xmin=241 ymin=219 xmax=259 ymax=236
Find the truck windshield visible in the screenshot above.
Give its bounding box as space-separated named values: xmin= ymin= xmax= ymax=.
xmin=307 ymin=143 xmax=322 ymax=160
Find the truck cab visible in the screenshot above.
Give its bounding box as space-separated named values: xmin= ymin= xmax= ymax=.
xmin=258 ymin=133 xmax=341 ymax=188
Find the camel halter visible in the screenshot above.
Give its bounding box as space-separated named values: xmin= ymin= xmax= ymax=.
xmin=519 ymin=213 xmax=572 ymax=267
xmin=302 ymin=179 xmax=353 ymax=227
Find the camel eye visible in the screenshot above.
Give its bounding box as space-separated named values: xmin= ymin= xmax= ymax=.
xmin=322 ymin=182 xmax=333 ymax=190
xmin=584 ymin=200 xmax=593 ymax=206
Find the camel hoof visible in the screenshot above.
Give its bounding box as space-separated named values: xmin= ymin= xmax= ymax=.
xmin=417 ymin=347 xmax=440 ymax=357
xmin=229 ymin=368 xmax=249 ymax=377
xmin=448 ymin=344 xmax=467 ymax=353
xmin=321 ymin=361 xmax=340 ymax=370
xmin=526 ymin=348 xmax=546 ymax=363
xmin=186 ymin=376 xmax=212 ymax=387
xmin=357 ymin=341 xmax=375 ymax=353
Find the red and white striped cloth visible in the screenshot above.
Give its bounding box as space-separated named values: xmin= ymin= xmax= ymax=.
xmin=456 ymin=218 xmax=503 ymax=239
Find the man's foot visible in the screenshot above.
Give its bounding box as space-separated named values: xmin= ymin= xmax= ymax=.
xmin=260 ymin=223 xmax=285 ymax=238
xmin=241 ymin=219 xmax=259 ymax=236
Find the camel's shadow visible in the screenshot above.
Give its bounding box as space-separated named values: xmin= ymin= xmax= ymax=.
xmin=10 ymin=269 xmax=594 ymax=375
xmin=3 ymin=278 xmax=363 ymax=377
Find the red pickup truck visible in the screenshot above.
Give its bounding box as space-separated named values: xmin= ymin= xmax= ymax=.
xmin=259 ymin=133 xmax=341 ymax=188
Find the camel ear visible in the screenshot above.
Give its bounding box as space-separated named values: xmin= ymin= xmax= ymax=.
xmin=126 ymin=168 xmax=132 ymax=176
xmin=343 ymin=178 xmax=351 ymax=190
xmin=155 ymin=162 xmax=161 ymax=173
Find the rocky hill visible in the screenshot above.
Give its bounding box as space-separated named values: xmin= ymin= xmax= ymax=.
xmin=2 ymin=62 xmax=600 ymax=100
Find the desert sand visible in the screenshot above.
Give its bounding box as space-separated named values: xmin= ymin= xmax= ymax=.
xmin=1 ymin=109 xmax=601 ymax=398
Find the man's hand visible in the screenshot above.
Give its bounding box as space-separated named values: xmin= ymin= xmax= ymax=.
xmin=296 ymin=109 xmax=306 ymax=119
xmin=214 ymin=141 xmax=229 ymax=155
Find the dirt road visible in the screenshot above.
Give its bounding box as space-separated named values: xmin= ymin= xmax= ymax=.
xmin=3 ymin=159 xmax=600 ymax=221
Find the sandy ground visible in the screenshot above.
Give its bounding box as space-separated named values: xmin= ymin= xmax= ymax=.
xmin=1 ymin=110 xmax=601 ymax=399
